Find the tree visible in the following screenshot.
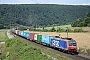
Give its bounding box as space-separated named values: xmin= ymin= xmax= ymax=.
xmin=0 ymin=24 xmax=4 ymax=29
xmin=57 ymin=27 xmax=65 ymax=32
xmin=84 ymin=17 xmax=90 ymax=26
xmin=71 ymin=12 xmax=90 ymax=27
xmin=50 ymin=27 xmax=56 ymax=32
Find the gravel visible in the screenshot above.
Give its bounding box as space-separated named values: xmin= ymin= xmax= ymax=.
xmin=7 ymin=30 xmax=14 ymax=39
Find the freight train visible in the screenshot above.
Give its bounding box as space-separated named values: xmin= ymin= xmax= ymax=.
xmin=11 ymin=28 xmax=78 ymax=54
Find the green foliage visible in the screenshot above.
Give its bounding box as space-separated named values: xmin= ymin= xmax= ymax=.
xmin=31 ymin=25 xmax=86 ymax=33
xmin=65 ymin=28 xmax=73 ymax=32
xmin=71 ymin=12 xmax=90 ymax=27
xmin=0 ymin=4 xmax=90 ymax=28
xmin=0 ymin=30 xmax=8 ymax=42
xmin=43 ymin=29 xmax=48 ymax=32
xmin=18 ymin=26 xmax=27 ymax=31
xmin=6 ymin=52 xmax=9 ymax=57
xmin=5 ymin=38 xmax=50 ymax=60
xmin=74 ymin=28 xmax=83 ymax=32
xmin=57 ymin=28 xmax=65 ymax=32
xmin=50 ymin=27 xmax=56 ymax=32
xmin=4 ymin=52 xmax=10 ymax=60
xmin=86 ymin=49 xmax=90 ymax=55
xmin=88 ymin=23 xmax=90 ymax=27
xmin=0 ymin=24 xmax=4 ymax=29
xmin=86 ymin=12 xmax=90 ymax=17
xmin=79 ymin=48 xmax=90 ymax=55
xmin=5 ymin=38 xmax=18 ymax=47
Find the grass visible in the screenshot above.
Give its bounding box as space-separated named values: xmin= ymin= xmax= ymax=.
xmin=36 ymin=25 xmax=90 ymax=33
xmin=0 ymin=30 xmax=8 ymax=60
xmin=0 ymin=30 xmax=8 ymax=42
xmin=70 ymin=27 xmax=90 ymax=32
xmin=36 ymin=24 xmax=71 ymax=30
xmin=79 ymin=48 xmax=90 ymax=55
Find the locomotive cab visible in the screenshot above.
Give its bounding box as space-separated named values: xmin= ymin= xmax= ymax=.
xmin=66 ymin=40 xmax=78 ymax=54
xmin=68 ymin=40 xmax=77 ymax=50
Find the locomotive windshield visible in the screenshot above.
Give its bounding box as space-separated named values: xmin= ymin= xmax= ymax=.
xmin=69 ymin=41 xmax=76 ymax=46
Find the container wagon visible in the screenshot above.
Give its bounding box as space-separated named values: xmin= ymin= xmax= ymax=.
xmin=37 ymin=34 xmax=42 ymax=44
xmin=34 ymin=34 xmax=38 ymax=42
xmin=30 ymin=33 xmax=36 ymax=41
xmin=23 ymin=31 xmax=30 ymax=39
xmin=42 ymin=35 xmax=55 ymax=46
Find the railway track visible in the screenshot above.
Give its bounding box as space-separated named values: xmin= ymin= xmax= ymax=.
xmin=16 ymin=35 xmax=90 ymax=60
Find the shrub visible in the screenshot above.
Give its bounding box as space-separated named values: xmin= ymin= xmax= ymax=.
xmin=5 ymin=38 xmax=18 ymax=47
xmin=57 ymin=28 xmax=65 ymax=32
xmin=65 ymin=28 xmax=73 ymax=32
xmin=86 ymin=49 xmax=90 ymax=55
xmin=74 ymin=28 xmax=83 ymax=32
xmin=50 ymin=27 xmax=56 ymax=32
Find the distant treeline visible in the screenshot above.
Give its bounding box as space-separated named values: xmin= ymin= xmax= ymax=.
xmin=0 ymin=4 xmax=90 ymax=29
xmin=71 ymin=12 xmax=90 ymax=27
xmin=18 ymin=26 xmax=87 ymax=33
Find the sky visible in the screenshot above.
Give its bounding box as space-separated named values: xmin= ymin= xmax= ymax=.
xmin=0 ymin=0 xmax=90 ymax=5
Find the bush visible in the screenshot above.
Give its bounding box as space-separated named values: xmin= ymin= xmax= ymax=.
xmin=43 ymin=29 xmax=48 ymax=32
xmin=74 ymin=28 xmax=83 ymax=32
xmin=50 ymin=27 xmax=56 ymax=32
xmin=5 ymin=38 xmax=18 ymax=47
xmin=86 ymin=49 xmax=90 ymax=55
xmin=88 ymin=23 xmax=90 ymax=27
xmin=65 ymin=28 xmax=73 ymax=32
xmin=18 ymin=26 xmax=27 ymax=31
xmin=57 ymin=28 xmax=65 ymax=32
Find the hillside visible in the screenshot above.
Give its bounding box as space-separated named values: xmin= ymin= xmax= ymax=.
xmin=71 ymin=12 xmax=90 ymax=27
xmin=0 ymin=4 xmax=90 ymax=28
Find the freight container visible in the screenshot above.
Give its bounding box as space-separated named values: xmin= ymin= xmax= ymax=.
xmin=19 ymin=31 xmax=21 ymax=36
xmin=23 ymin=32 xmax=26 ymax=37
xmin=16 ymin=30 xmax=20 ymax=35
xmin=24 ymin=32 xmax=30 ymax=39
xmin=14 ymin=30 xmax=18 ymax=34
xmin=49 ymin=36 xmax=55 ymax=44
xmin=34 ymin=34 xmax=37 ymax=40
xmin=20 ymin=31 xmax=24 ymax=37
xmin=23 ymin=31 xmax=30 ymax=39
xmin=42 ymin=35 xmax=50 ymax=44
xmin=37 ymin=34 xmax=42 ymax=43
xmin=50 ymin=38 xmax=67 ymax=49
xmin=16 ymin=30 xmax=18 ymax=34
xmin=42 ymin=35 xmax=55 ymax=45
xmin=30 ymin=33 xmax=36 ymax=41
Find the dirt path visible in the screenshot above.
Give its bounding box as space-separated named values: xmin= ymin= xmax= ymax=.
xmin=7 ymin=30 xmax=14 ymax=39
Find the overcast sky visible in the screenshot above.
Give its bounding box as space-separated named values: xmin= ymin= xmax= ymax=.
xmin=0 ymin=0 xmax=90 ymax=5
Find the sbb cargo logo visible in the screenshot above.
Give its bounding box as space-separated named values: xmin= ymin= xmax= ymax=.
xmin=52 ymin=40 xmax=59 ymax=47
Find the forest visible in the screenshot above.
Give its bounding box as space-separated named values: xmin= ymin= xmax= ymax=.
xmin=0 ymin=4 xmax=90 ymax=29
xmin=71 ymin=12 xmax=90 ymax=27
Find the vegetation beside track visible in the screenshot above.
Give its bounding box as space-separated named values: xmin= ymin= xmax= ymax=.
xmin=5 ymin=37 xmax=70 ymax=60
xmin=0 ymin=30 xmax=70 ymax=60
xmin=0 ymin=30 xmax=8 ymax=42
xmin=0 ymin=30 xmax=8 ymax=60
